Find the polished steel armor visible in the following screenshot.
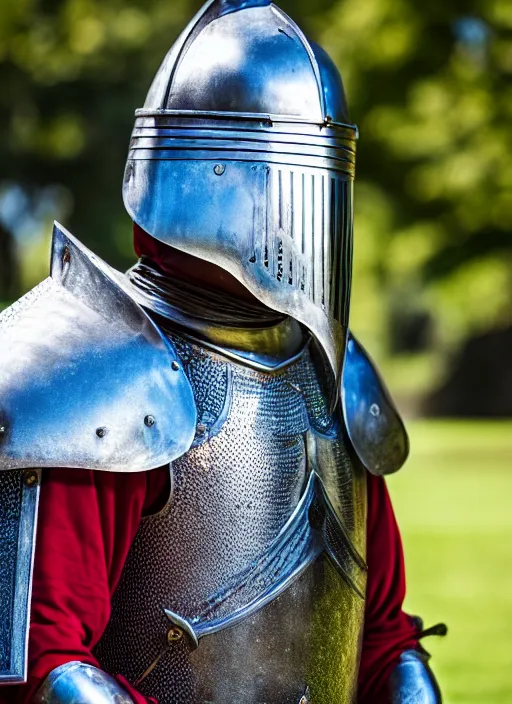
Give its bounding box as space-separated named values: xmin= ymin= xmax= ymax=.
xmin=0 ymin=468 xmax=40 ymax=683
xmin=127 ymin=258 xmax=410 ymax=476
xmin=0 ymin=1 xmax=443 ymax=699
xmin=0 ymin=221 xmax=407 ymax=688
xmin=0 ymin=223 xmax=196 ymax=473
xmin=389 ymin=651 xmax=443 ymax=703
xmin=123 ymin=0 xmax=358 ymax=382
xmin=32 ymin=662 xmax=134 ymax=704
xmin=342 ymin=334 xmax=409 ymax=476
xmin=94 ymin=334 xmax=368 ymax=703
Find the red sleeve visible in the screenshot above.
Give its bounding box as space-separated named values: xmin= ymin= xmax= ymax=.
xmin=0 ymin=466 xmax=168 ymax=704
xmin=357 ymin=473 xmax=419 ymax=703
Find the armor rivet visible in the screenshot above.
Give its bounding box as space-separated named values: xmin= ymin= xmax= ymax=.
xmin=196 ymin=423 xmax=207 ymax=435
xmin=213 ymin=164 xmax=225 ymax=175
xmin=171 ymin=361 xmax=180 ymax=371
xmin=0 ymin=425 xmax=5 ymax=435
xmin=370 ymin=403 xmax=380 ymax=417
xmin=167 ymin=626 xmax=184 ymax=642
xmin=62 ymin=247 xmax=71 ymax=264
xmin=96 ymin=426 xmax=108 ymax=438
xmin=144 ymin=415 xmax=156 ymax=427
xmin=24 ymin=470 xmax=39 ymax=487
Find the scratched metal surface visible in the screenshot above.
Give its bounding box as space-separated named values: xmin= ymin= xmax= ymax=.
xmin=0 ymin=224 xmax=196 ymax=473
xmin=96 ymin=336 xmax=367 ymax=702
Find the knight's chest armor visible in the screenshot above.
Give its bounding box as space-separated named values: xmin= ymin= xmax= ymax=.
xmin=95 ymin=335 xmax=368 ymax=704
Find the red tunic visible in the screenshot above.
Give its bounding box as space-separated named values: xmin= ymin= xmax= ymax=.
xmin=0 ymin=466 xmax=417 ymax=704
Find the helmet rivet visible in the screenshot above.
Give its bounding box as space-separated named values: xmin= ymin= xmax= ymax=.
xmin=213 ymin=164 xmax=225 ymax=176
xmin=96 ymin=426 xmax=108 ymax=438
xmin=24 ymin=470 xmax=39 ymax=487
xmin=0 ymin=425 xmax=5 ymax=435
xmin=144 ymin=415 xmax=156 ymax=427
xmin=196 ymin=423 xmax=207 ymax=435
xmin=369 ymin=403 xmax=380 ymax=417
xmin=171 ymin=360 xmax=180 ymax=371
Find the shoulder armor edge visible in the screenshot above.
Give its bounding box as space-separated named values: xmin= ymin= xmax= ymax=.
xmin=0 ymin=222 xmax=197 ymax=472
xmin=341 ymin=331 xmax=409 ymax=475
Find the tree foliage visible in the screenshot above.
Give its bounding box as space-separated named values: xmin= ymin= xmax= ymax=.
xmin=0 ymin=0 xmax=511 ymax=402
xmin=312 ymin=0 xmax=512 ymax=394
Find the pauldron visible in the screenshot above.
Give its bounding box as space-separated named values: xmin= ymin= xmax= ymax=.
xmin=0 ymin=222 xmax=196 ymax=472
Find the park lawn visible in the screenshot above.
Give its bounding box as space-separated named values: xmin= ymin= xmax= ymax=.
xmin=388 ymin=420 xmax=512 ymax=704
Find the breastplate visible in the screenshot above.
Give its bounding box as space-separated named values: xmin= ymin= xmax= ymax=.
xmin=95 ymin=334 xmax=368 ymax=704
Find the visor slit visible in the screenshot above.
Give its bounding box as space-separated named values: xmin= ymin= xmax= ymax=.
xmin=343 ymin=181 xmax=354 ymax=325
xmin=301 ymin=173 xmax=306 ymax=256
xmin=278 ymin=169 xmax=283 ymax=232
xmin=320 ymin=173 xmax=326 ymax=307
xmin=338 ymin=180 xmax=347 ymax=323
xmin=313 ymin=172 xmax=324 ymax=308
xmin=290 ymin=171 xmax=295 ymax=243
xmin=311 ymin=173 xmax=315 ymax=303
xmin=264 ymin=166 xmax=270 ymax=270
xmin=331 ymin=177 xmax=340 ymax=320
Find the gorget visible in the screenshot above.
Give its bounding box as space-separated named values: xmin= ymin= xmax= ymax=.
xmin=127 ymin=257 xmax=307 ymax=370
xmin=95 ymin=283 xmax=368 ymax=703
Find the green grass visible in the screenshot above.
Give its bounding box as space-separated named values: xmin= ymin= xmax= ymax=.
xmin=387 ymin=420 xmax=512 ymax=703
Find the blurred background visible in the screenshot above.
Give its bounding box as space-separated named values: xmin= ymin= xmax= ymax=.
xmin=0 ymin=0 xmax=511 ymax=700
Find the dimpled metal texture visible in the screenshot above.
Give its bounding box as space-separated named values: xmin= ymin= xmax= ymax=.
xmin=291 ymin=342 xmax=367 ymax=563
xmin=170 ymin=336 xmax=231 ymax=441
xmin=0 ymin=470 xmax=23 ymax=671
xmin=95 ymin=337 xmax=367 ymax=703
xmin=0 ymin=468 xmax=40 ymax=683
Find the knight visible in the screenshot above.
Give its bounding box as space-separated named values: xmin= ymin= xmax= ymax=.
xmin=0 ymin=1 xmax=444 ymax=702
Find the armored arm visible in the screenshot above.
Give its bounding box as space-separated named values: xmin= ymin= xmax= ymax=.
xmin=342 ymin=340 xmax=443 ymax=702
xmin=0 ymin=222 xmax=196 ymax=473
xmin=0 ymin=223 xmax=197 ymax=686
xmin=32 ymin=662 xmax=134 ymax=704
xmin=389 ymin=650 xmax=442 ymax=703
